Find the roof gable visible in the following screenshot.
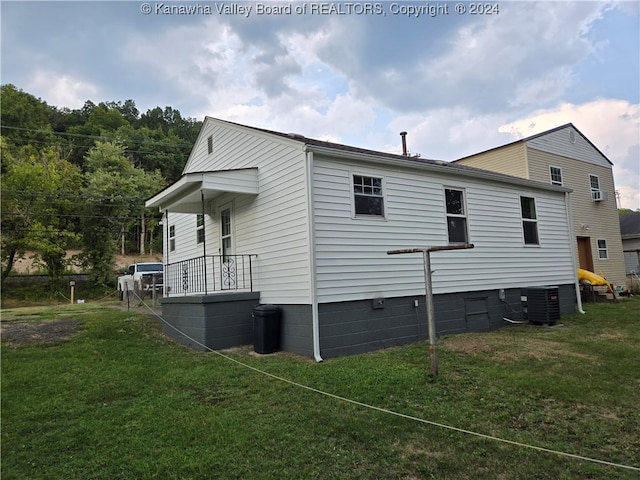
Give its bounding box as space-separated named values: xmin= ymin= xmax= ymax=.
xmin=524 ymin=124 xmax=613 ymax=168
xmin=456 ymin=123 xmax=613 ymax=168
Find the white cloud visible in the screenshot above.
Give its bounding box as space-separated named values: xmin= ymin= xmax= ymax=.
xmin=500 ymin=99 xmax=640 ymax=210
xmin=310 ymin=1 xmax=613 ymax=114
xmin=384 ymin=109 xmax=511 ymax=159
xmin=25 ymin=70 xmax=98 ymax=109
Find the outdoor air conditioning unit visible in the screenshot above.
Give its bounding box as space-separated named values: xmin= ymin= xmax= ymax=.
xmin=525 ymin=286 xmax=560 ymax=326
xmin=591 ymin=190 xmax=605 ymax=202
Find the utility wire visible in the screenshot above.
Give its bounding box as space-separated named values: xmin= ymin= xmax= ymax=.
xmin=1 ymin=125 xmax=195 ymax=150
xmin=127 ymin=293 xmax=640 ymax=474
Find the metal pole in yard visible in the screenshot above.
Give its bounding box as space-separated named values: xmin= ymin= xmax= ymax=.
xmin=422 ymin=249 xmax=438 ymax=376
xmin=388 ymin=244 xmax=474 ymax=377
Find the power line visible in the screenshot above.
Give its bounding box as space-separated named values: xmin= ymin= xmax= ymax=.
xmin=0 ymin=124 xmax=195 ymax=150
xmin=130 ymin=296 xmax=640 ymax=474
xmin=1 ymin=211 xmax=156 ymax=221
xmin=2 ymin=190 xmax=153 ymax=205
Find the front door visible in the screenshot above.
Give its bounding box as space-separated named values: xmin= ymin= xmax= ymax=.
xmin=219 ymin=203 xmax=235 ymax=289
xmin=220 ymin=205 xmax=233 ymax=260
xmin=577 ymin=237 xmax=593 ymax=271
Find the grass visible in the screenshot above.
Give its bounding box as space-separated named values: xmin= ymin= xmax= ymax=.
xmin=1 ymin=281 xmax=118 ymax=309
xmin=2 ymin=298 xmax=639 ymax=479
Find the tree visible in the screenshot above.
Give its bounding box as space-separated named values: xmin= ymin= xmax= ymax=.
xmin=0 ymin=84 xmax=54 ymax=147
xmin=1 ymin=139 xmax=82 ymax=287
xmin=79 ymin=141 xmax=165 ymax=286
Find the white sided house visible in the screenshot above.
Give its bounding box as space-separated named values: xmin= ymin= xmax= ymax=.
xmin=147 ymin=118 xmax=578 ymax=360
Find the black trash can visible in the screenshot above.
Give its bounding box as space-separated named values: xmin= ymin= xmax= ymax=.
xmin=252 ymin=304 xmax=282 ymax=354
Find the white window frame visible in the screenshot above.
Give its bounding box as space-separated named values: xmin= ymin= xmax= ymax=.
xmin=597 ymin=238 xmax=609 ymax=260
xmin=351 ymin=173 xmax=386 ymax=219
xmin=520 ymin=196 xmax=539 ymax=246
xmin=549 ymin=166 xmax=563 ymax=186
xmin=444 ymin=187 xmax=469 ymax=244
xmin=196 ymin=214 xmax=205 ymax=244
xmin=169 ymin=224 xmax=176 ymax=252
xmin=589 ymin=174 xmax=600 ymax=194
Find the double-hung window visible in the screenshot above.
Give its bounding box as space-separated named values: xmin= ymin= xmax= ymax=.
xmin=353 ymin=175 xmax=384 ymax=217
xmin=549 ymin=166 xmax=563 ymax=186
xmin=196 ymin=215 xmax=205 ymax=244
xmin=589 ymin=174 xmax=601 ymax=199
xmin=520 ymin=196 xmax=539 ymax=245
xmin=169 ymin=225 xmax=176 ymax=252
xmin=589 ymin=174 xmax=606 ymax=201
xmin=445 ymin=188 xmax=468 ymax=244
xmin=597 ymin=239 xmax=608 ymax=260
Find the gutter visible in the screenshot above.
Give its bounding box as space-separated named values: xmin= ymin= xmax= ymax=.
xmin=566 ymin=191 xmax=585 ymax=314
xmin=304 ymin=148 xmax=323 ymax=362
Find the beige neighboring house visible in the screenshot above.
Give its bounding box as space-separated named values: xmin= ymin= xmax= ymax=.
xmin=455 ymin=123 xmax=626 ymax=287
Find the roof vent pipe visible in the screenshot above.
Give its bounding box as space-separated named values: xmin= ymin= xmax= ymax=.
xmin=400 ymin=131 xmax=408 ymax=156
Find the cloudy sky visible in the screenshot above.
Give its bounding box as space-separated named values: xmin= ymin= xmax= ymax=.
xmin=2 ymin=0 xmax=639 ymax=208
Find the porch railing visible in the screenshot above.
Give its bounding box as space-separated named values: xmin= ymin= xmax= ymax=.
xmin=165 ymin=254 xmax=257 ymax=296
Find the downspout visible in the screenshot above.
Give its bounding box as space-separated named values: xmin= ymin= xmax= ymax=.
xmin=304 ymin=148 xmax=323 ymax=362
xmin=164 ymin=210 xmax=169 ymax=297
xmin=201 ymin=190 xmax=208 ymax=293
xmin=566 ymin=191 xmax=585 ymax=314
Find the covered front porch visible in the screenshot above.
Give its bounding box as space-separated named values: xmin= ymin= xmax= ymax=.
xmin=164 ymin=254 xmax=257 ymax=296
xmin=147 ymin=168 xmax=264 ymax=351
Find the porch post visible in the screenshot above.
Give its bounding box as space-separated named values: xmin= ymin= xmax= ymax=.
xmin=201 ymin=190 xmax=208 ymax=294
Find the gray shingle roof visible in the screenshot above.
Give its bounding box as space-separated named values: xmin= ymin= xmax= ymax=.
xmin=619 ymin=211 xmax=640 ymax=236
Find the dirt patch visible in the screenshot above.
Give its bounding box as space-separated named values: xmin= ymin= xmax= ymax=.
xmin=443 ymin=334 xmax=595 ymax=363
xmin=1 ymin=319 xmax=81 ymax=345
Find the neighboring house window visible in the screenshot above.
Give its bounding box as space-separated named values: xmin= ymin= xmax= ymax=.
xmin=353 ymin=175 xmax=384 ymax=216
xmin=589 ymin=174 xmax=600 ymax=194
xmin=169 ymin=225 xmax=176 ymax=252
xmin=444 ymin=188 xmax=468 ymax=244
xmin=196 ymin=215 xmax=204 ymax=244
xmin=597 ymin=239 xmax=608 ymax=260
xmin=549 ymin=166 xmax=563 ymax=186
xmin=520 ymin=196 xmax=539 ymax=245
xmin=207 ymin=135 xmax=213 ymax=154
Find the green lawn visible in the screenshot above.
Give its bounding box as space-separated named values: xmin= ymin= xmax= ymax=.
xmin=2 ymin=299 xmax=639 ymax=479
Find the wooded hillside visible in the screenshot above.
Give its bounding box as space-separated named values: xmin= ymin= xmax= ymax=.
xmin=1 ymin=84 xmax=201 ymax=287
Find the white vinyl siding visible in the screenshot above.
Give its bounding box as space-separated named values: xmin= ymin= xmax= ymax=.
xmin=449 ymin=124 xmax=626 ymax=287
xmin=526 ymin=126 xmax=611 ymax=169
xmin=312 ymin=157 xmax=574 ymax=301
xmin=167 ymin=119 xmax=311 ymax=304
